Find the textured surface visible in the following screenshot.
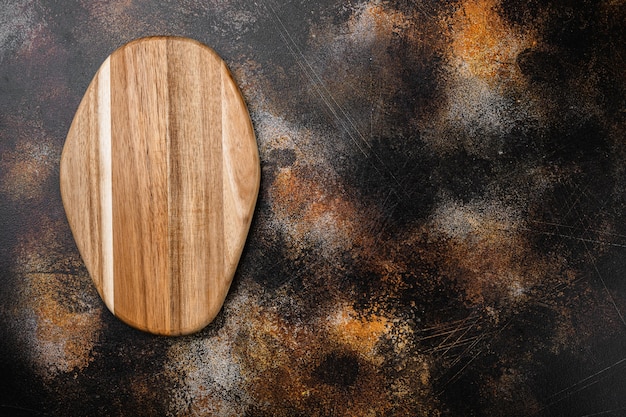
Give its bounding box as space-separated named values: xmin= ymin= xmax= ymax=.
xmin=1 ymin=0 xmax=626 ymax=416
xmin=60 ymin=37 xmax=259 ymax=335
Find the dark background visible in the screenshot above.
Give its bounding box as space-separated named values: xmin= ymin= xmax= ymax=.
xmin=1 ymin=0 xmax=626 ymax=416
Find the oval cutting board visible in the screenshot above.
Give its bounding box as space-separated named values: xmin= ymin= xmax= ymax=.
xmin=60 ymin=37 xmax=260 ymax=336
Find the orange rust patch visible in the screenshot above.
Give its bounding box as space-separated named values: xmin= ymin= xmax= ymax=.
xmin=0 ymin=136 xmax=56 ymax=202
xmin=361 ymin=3 xmax=412 ymax=38
xmin=428 ymin=201 xmax=570 ymax=310
xmin=12 ymin=212 xmax=102 ymax=380
xmin=219 ymin=289 xmax=399 ymax=416
xmin=270 ymin=167 xmax=365 ymax=256
xmin=26 ymin=273 xmax=102 ymax=380
xmin=327 ymin=305 xmax=389 ymax=357
xmin=444 ymin=0 xmax=536 ymax=82
xmin=82 ymin=0 xmax=145 ymax=41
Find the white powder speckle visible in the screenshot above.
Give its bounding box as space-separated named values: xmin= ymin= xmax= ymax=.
xmin=0 ymin=0 xmax=42 ymax=60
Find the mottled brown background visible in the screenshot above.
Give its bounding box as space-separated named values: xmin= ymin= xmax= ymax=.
xmin=1 ymin=0 xmax=626 ymax=416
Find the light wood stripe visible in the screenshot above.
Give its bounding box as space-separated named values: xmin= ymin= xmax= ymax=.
xmin=111 ymin=39 xmax=171 ymax=333
xmin=97 ymin=57 xmax=114 ymax=314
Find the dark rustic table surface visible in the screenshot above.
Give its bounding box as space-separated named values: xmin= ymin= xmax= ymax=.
xmin=1 ymin=1 xmax=626 ymax=416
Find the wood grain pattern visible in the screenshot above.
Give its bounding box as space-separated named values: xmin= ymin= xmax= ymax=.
xmin=60 ymin=37 xmax=260 ymax=336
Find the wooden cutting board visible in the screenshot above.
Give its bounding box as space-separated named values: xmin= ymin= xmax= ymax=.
xmin=60 ymin=37 xmax=260 ymax=336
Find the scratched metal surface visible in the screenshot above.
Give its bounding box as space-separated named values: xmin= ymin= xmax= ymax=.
xmin=1 ymin=1 xmax=626 ymax=416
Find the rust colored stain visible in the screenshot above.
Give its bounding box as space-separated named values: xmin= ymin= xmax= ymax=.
xmin=427 ymin=201 xmax=570 ymax=309
xmin=444 ymin=0 xmax=535 ymax=82
xmin=327 ymin=305 xmax=389 ymax=355
xmin=29 ymin=273 xmax=101 ymax=374
xmin=165 ymin=285 xmax=422 ymax=416
xmin=236 ymin=306 xmax=395 ymax=417
xmin=0 ymin=128 xmax=57 ymax=202
xmin=270 ymin=167 xmax=362 ymax=255
xmin=10 ymin=212 xmax=103 ymax=382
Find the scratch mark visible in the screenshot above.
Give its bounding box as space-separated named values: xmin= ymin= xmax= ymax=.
xmin=0 ymin=404 xmax=44 ymax=416
xmin=519 ymin=228 xmax=626 ymax=249
xmin=533 ymin=357 xmax=626 ymax=415
xmin=579 ymin=408 xmax=626 ymax=417
xmin=529 ymin=220 xmax=626 ymax=241
xmin=586 ymin=241 xmax=626 ymax=327
xmin=521 ymin=175 xmax=626 ymax=326
xmin=570 ymin=182 xmax=626 ymax=328
xmin=432 ymin=317 xmax=479 ymax=359
xmin=254 ymin=0 xmax=409 ymax=199
xmin=434 ymin=319 xmax=512 ymax=395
